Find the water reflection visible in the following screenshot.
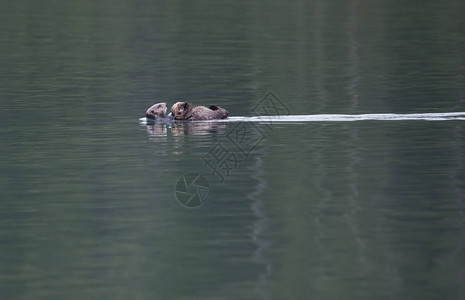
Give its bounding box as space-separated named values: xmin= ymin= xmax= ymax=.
xmin=449 ymin=125 xmax=465 ymax=298
xmin=247 ymin=157 xmax=271 ymax=299
xmin=145 ymin=121 xmax=228 ymax=139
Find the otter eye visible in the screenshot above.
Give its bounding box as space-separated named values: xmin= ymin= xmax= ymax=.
xmin=151 ymin=110 xmax=155 ymax=114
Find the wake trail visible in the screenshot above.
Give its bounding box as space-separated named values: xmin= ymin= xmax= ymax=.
xmin=139 ymin=112 xmax=465 ymax=124
xmin=215 ymin=112 xmax=465 ymax=122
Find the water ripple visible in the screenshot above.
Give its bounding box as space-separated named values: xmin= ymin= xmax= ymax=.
xmin=140 ymin=112 xmax=465 ymax=126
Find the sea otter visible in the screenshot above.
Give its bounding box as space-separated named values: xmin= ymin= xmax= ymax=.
xmin=145 ymin=102 xmax=174 ymax=121
xmin=171 ymin=102 xmax=229 ymax=121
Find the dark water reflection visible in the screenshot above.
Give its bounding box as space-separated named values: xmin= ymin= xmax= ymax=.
xmin=1 ymin=0 xmax=465 ymax=299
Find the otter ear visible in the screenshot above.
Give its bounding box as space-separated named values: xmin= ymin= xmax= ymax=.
xmin=183 ymin=102 xmax=191 ymax=110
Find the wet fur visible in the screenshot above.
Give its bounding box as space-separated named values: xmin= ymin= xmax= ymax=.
xmin=146 ymin=102 xmax=169 ymax=120
xmin=171 ymin=102 xmax=229 ymax=121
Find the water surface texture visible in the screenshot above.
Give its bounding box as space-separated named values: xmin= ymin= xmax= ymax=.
xmin=1 ymin=0 xmax=465 ymax=299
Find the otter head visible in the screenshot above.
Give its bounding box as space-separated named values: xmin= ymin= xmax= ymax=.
xmin=146 ymin=102 xmax=167 ymax=119
xmin=171 ymin=102 xmax=193 ymax=120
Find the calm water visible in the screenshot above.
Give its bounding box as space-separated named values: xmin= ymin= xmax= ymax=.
xmin=1 ymin=0 xmax=465 ymax=299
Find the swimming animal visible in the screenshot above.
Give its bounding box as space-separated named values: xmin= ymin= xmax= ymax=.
xmin=170 ymin=102 xmax=229 ymax=121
